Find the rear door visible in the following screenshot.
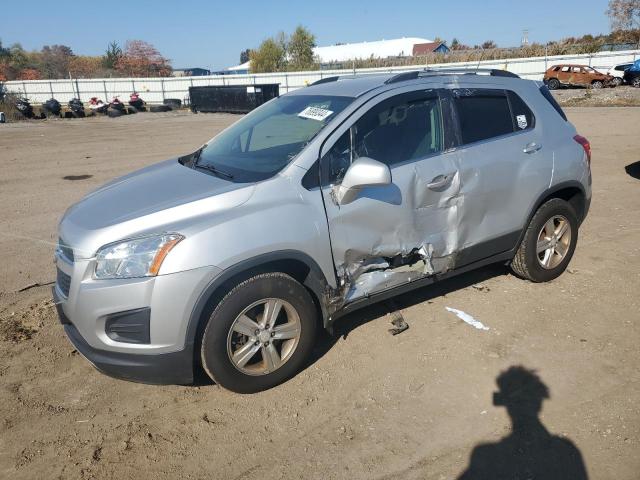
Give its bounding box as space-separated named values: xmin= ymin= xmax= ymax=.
xmin=448 ymin=87 xmax=553 ymax=265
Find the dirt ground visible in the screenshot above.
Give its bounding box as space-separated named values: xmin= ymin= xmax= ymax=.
xmin=553 ymin=84 xmax=640 ymax=107
xmin=0 ymin=108 xmax=639 ymax=480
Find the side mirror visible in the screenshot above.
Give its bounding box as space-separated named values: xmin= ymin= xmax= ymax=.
xmin=333 ymin=157 xmax=391 ymax=205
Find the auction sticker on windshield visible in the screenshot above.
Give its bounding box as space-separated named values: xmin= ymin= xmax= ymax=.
xmin=298 ymin=106 xmax=334 ymax=121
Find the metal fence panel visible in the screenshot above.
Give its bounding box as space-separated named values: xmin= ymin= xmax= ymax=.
xmin=4 ymin=49 xmax=639 ymax=104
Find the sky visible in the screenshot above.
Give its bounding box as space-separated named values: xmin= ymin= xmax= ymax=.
xmin=1 ymin=0 xmax=612 ymax=70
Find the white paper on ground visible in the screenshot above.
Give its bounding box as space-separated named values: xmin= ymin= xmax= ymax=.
xmin=445 ymin=307 xmax=490 ymax=331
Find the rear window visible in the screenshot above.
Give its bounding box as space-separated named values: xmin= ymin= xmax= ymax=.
xmin=453 ymin=90 xmax=514 ymax=144
xmin=615 ymin=64 xmax=632 ymax=71
xmin=539 ymin=85 xmax=568 ymax=121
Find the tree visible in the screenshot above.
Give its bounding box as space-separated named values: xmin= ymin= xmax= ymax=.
xmin=239 ymin=48 xmax=251 ymax=64
xmin=102 ymin=41 xmax=122 ymax=69
xmin=40 ymin=45 xmax=74 ymax=78
xmin=115 ymin=40 xmax=172 ymax=77
xmin=18 ymin=68 xmax=41 ymax=80
xmin=287 ymin=25 xmax=316 ymax=71
xmin=249 ymin=38 xmax=286 ymax=73
xmin=69 ymin=56 xmax=103 ymax=78
xmin=607 ymin=0 xmax=640 ymax=30
xmin=481 ymin=40 xmax=497 ymax=49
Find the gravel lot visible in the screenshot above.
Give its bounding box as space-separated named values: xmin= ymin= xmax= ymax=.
xmin=0 ymin=108 xmax=639 ymax=479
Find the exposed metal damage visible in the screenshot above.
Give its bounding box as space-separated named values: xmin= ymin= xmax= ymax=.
xmin=320 ymin=86 xmax=477 ymax=315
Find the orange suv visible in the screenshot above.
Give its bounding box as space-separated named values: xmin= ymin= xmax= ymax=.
xmin=544 ymin=64 xmax=616 ymax=89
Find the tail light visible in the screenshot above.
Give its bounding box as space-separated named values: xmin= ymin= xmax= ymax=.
xmin=574 ymin=134 xmax=591 ymax=166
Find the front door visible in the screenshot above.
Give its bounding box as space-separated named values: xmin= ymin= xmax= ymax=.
xmin=319 ymin=88 xmax=464 ymax=303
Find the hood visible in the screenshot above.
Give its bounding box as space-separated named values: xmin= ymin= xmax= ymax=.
xmin=60 ymin=159 xmax=255 ymax=258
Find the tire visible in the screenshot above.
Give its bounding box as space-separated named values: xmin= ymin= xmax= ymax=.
xmin=632 ymin=77 xmax=640 ymax=88
xmin=72 ymin=110 xmax=85 ymax=118
xmin=612 ymin=77 xmax=623 ymax=87
xmin=591 ymin=80 xmax=603 ymax=89
xmin=547 ymin=78 xmax=560 ymax=90
xmin=126 ymin=107 xmax=137 ymax=114
xmin=511 ymin=198 xmax=578 ymax=282
xmin=163 ymin=98 xmax=182 ymax=109
xmin=107 ymin=109 xmax=124 ymax=118
xmin=150 ymin=105 xmax=171 ymax=112
xmin=200 ymin=273 xmax=318 ymax=393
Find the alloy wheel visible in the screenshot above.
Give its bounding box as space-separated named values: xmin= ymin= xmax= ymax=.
xmin=536 ymin=215 xmax=572 ymax=269
xmin=227 ymin=298 xmax=301 ymax=376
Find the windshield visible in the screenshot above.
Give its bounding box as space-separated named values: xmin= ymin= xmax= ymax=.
xmin=195 ymin=94 xmax=354 ymax=182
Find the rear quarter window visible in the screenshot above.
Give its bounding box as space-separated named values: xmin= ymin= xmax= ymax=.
xmin=507 ymin=91 xmax=535 ymax=131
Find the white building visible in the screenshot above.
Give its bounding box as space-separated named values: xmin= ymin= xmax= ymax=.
xmin=314 ymin=37 xmax=433 ymax=63
xmin=226 ymin=37 xmax=434 ymax=72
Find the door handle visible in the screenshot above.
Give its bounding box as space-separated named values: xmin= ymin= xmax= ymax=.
xmin=524 ymin=142 xmax=542 ymax=154
xmin=427 ymin=174 xmax=453 ymax=189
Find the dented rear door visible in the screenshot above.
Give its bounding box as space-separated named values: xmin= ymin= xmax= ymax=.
xmin=319 ymin=87 xmax=465 ymax=305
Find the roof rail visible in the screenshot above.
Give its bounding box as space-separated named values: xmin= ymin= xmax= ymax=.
xmin=423 ymin=68 xmax=520 ymax=78
xmin=310 ymin=76 xmax=340 ymax=86
xmin=384 ymin=68 xmax=520 ymax=84
xmin=385 ymin=71 xmax=420 ymax=84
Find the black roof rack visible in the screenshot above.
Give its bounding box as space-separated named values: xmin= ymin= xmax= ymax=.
xmin=384 ymin=71 xmax=420 ymax=84
xmin=310 ymin=76 xmax=340 ymax=86
xmin=384 ymin=68 xmax=520 ymax=84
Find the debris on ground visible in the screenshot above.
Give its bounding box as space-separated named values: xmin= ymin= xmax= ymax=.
xmin=387 ymin=300 xmax=409 ymax=335
xmin=445 ymin=307 xmax=490 ymax=331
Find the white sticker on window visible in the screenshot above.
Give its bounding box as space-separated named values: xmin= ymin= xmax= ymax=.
xmin=516 ymin=114 xmax=528 ymax=129
xmin=298 ymin=106 xmax=334 ymax=121
xmin=246 ymin=86 xmax=255 ymax=93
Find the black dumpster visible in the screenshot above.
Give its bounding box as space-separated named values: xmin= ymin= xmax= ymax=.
xmin=189 ymin=84 xmax=279 ymax=114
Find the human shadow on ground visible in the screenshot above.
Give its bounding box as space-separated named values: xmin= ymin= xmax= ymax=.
xmin=624 ymin=161 xmax=640 ymax=180
xmin=457 ymin=366 xmax=588 ymax=480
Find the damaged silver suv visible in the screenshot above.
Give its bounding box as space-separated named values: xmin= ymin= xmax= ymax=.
xmin=54 ymin=69 xmax=592 ymax=393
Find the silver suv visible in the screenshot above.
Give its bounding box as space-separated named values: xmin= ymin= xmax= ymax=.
xmin=54 ymin=69 xmax=592 ymax=393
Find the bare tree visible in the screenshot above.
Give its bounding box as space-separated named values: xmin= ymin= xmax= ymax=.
xmin=607 ymin=0 xmax=640 ymax=30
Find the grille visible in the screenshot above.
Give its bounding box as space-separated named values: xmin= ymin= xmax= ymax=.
xmin=56 ymin=268 xmax=71 ymax=297
xmin=57 ymin=238 xmax=74 ymax=263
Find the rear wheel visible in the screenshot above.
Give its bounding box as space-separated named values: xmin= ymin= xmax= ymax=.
xmin=511 ymin=198 xmax=578 ymax=282
xmin=632 ymin=77 xmax=640 ymax=88
xmin=612 ymin=77 xmax=623 ymax=87
xmin=591 ymin=80 xmax=604 ymax=89
xmin=200 ymin=273 xmax=317 ymax=393
xmin=547 ymin=78 xmax=560 ymax=90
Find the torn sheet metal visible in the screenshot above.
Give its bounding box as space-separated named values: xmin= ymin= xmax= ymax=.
xmin=445 ymin=307 xmax=490 ymax=331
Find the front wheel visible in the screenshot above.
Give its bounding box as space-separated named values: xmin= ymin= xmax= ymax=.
xmin=511 ymin=198 xmax=578 ymax=282
xmin=200 ymin=273 xmax=318 ymax=393
xmin=632 ymin=77 xmax=640 ymax=88
xmin=612 ymin=77 xmax=623 ymax=87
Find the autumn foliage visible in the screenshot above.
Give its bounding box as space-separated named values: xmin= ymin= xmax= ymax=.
xmin=115 ymin=40 xmax=172 ymax=77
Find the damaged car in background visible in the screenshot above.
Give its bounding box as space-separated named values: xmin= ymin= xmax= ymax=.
xmin=53 ymin=69 xmax=592 ymax=393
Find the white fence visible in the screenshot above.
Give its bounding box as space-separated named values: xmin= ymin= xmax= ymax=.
xmin=4 ymin=49 xmax=640 ymax=105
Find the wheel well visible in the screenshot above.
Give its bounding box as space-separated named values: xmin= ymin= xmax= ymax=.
xmin=191 ymin=257 xmax=327 ymax=372
xmin=539 ymin=186 xmax=586 ymax=222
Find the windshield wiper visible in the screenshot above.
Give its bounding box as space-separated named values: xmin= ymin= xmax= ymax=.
xmin=195 ymin=162 xmax=234 ymax=180
xmin=191 ymin=145 xmax=234 ymax=180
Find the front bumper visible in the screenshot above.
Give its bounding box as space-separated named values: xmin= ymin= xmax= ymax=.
xmin=52 ymin=254 xmax=222 ymax=384
xmin=54 ymin=286 xmax=195 ymax=384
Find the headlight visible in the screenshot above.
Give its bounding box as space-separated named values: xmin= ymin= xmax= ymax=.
xmin=94 ymin=234 xmax=183 ymax=279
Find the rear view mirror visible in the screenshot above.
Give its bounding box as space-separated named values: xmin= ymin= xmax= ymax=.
xmin=333 ymin=157 xmax=391 ymax=205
